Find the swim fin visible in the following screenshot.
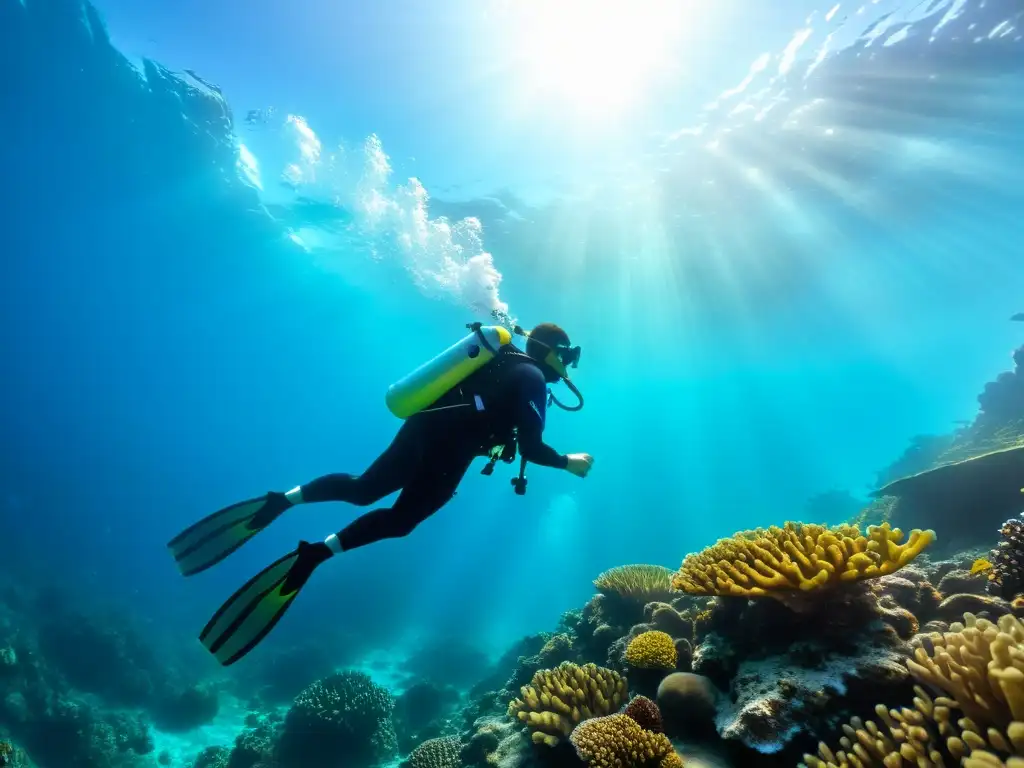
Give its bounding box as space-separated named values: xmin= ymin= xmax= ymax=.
xmin=198 ymin=540 xmax=333 ymax=666
xmin=167 ymin=492 xmax=292 ymax=577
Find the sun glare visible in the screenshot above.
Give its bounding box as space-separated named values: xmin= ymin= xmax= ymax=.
xmin=500 ymin=0 xmax=690 ymax=120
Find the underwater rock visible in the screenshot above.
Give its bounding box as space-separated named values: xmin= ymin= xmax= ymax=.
xmin=936 ymin=568 xmax=988 ymax=596
xmin=656 ymin=672 xmax=719 ymax=740
xmin=677 ymin=581 xmax=915 ymax=757
xmin=934 ymin=592 xmax=1012 ymax=622
xmin=714 ymin=643 xmax=910 ymax=757
xmin=460 ymin=716 xmax=543 ymax=768
xmin=275 ymin=670 xmax=397 ymax=768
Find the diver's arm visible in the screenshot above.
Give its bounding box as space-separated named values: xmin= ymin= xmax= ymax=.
xmin=514 ymin=365 xmax=569 ymax=469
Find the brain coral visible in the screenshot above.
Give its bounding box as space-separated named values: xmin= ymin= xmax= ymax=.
xmin=570 ymin=713 xmax=683 ymax=768
xmin=801 ymin=612 xmax=1024 ymax=767
xmin=625 ymin=631 xmax=678 ymax=670
xmin=673 ymin=522 xmax=934 ymax=598
xmin=507 ymin=662 xmax=628 ymax=747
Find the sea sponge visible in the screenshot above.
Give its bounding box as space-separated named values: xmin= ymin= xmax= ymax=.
xmin=594 ymin=565 xmax=675 ymax=606
xmin=622 ymin=695 xmax=664 ymax=733
xmin=570 ymin=713 xmax=683 ymax=768
xmin=406 ymin=735 xmax=461 ymax=768
xmin=801 ymin=613 xmax=1024 ymax=767
xmin=507 ymin=662 xmax=628 ymax=747
xmin=625 ymin=631 xmax=678 ymax=670
xmin=673 ymin=522 xmax=935 ymax=598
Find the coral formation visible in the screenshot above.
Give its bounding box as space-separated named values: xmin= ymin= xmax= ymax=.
xmin=275 ymin=670 xmax=397 ymax=768
xmin=987 ymin=516 xmax=1024 ymax=599
xmin=569 ymin=713 xmax=683 ymax=768
xmin=802 ymin=613 xmax=1024 ymax=767
xmin=625 ymin=631 xmax=678 ymax=670
xmin=672 ymin=522 xmax=935 ymax=599
xmin=655 ymin=673 xmax=719 ymax=739
xmin=506 ymin=662 xmax=628 ymax=746
xmin=593 ymin=566 xmax=677 ymax=624
xmin=622 ymin=695 xmax=664 ymax=734
xmin=405 ymin=735 xmax=462 ymax=768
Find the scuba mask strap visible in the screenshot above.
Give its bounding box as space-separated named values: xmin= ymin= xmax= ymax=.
xmin=514 ymin=325 xmax=584 ymax=412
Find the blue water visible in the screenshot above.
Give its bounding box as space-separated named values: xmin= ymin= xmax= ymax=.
xmin=1 ymin=0 xmax=1022 ymax=764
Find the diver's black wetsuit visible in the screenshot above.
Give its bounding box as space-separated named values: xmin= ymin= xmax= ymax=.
xmin=300 ymin=354 xmax=567 ymax=551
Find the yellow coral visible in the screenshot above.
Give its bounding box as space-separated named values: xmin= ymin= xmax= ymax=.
xmin=507 ymin=662 xmax=628 ymax=747
xmin=801 ymin=613 xmax=1024 ymax=767
xmin=625 ymin=631 xmax=677 ymax=670
xmin=594 ymin=565 xmax=675 ymax=605
xmin=570 ymin=713 xmax=683 ymax=768
xmin=672 ymin=521 xmax=935 ymax=598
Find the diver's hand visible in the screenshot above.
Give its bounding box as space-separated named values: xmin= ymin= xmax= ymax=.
xmin=566 ymin=453 xmax=594 ymax=478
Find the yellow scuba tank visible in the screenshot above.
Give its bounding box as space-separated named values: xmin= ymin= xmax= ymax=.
xmin=385 ymin=324 xmax=514 ymax=419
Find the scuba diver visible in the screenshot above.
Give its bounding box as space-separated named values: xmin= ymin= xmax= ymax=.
xmin=168 ymin=321 xmax=592 ymax=666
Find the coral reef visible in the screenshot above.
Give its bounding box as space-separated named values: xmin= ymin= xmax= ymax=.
xmin=672 ymin=522 xmax=935 ymax=602
xmin=987 ymin=516 xmax=1024 ymax=599
xmin=506 ymin=662 xmax=628 ymax=746
xmin=404 ymin=735 xmax=462 ymax=768
xmin=569 ymin=713 xmax=683 ymax=768
xmin=593 ymin=565 xmax=677 ymax=625
xmin=275 ymin=670 xmax=397 ymax=768
xmin=625 ymin=631 xmax=678 ymax=671
xmin=802 ymin=612 xmax=1024 ymax=766
xmin=622 ymin=695 xmax=664 ymax=734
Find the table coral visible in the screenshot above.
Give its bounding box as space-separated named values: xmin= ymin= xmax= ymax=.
xmin=672 ymin=522 xmax=935 ymax=599
xmin=801 ymin=613 xmax=1024 ymax=767
xmin=625 ymin=631 xmax=678 ymax=670
xmin=569 ymin=713 xmax=683 ymax=768
xmin=506 ymin=662 xmax=628 ymax=746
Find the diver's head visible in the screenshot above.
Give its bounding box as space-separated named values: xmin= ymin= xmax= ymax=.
xmin=526 ymin=322 xmax=580 ymax=383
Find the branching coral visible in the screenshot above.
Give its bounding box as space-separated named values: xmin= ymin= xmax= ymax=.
xmin=406 ymin=735 xmax=461 ymax=768
xmin=507 ymin=662 xmax=628 ymax=747
xmin=625 ymin=631 xmax=678 ymax=670
xmin=672 ymin=522 xmax=935 ymax=598
xmin=278 ymin=670 xmax=397 ymax=768
xmin=594 ymin=565 xmax=676 ymax=606
xmin=570 ymin=713 xmax=683 ymax=768
xmin=801 ymin=613 xmax=1024 ymax=767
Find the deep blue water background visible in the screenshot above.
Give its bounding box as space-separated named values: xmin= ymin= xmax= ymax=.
xmin=1 ymin=0 xmax=1022 ymax=681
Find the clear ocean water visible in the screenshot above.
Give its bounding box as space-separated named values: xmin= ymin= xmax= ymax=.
xmin=1 ymin=1 xmax=1022 ymax=767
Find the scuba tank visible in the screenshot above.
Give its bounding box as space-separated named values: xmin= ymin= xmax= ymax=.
xmin=385 ymin=323 xmax=513 ymax=419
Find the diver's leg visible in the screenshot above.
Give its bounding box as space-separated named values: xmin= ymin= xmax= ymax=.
xmin=334 ymin=450 xmax=475 ymax=551
xmin=286 ymin=419 xmax=424 ymax=507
